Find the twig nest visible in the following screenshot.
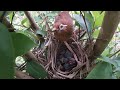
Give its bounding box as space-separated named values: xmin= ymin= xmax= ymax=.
xmin=43 ymin=37 xmax=90 ymax=79
xmin=32 ymin=33 xmax=93 ymax=79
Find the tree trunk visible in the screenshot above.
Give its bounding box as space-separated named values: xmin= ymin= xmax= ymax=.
xmin=90 ymin=11 xmax=120 ymax=61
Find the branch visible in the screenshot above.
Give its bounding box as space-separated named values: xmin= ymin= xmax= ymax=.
xmin=2 ymin=17 xmax=15 ymax=32
xmin=90 ymin=11 xmax=120 ymax=60
xmin=0 ymin=11 xmax=6 ymax=22
xmin=24 ymin=11 xmax=44 ymax=42
xmin=24 ymin=11 xmax=39 ymax=32
xmin=23 ymin=51 xmax=44 ymax=67
xmin=109 ymin=49 xmax=120 ymax=58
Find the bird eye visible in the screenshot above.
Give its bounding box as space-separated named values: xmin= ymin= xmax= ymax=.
xmin=59 ymin=24 xmax=67 ymax=30
xmin=60 ymin=24 xmax=64 ymax=29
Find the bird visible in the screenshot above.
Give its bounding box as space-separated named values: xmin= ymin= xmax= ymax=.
xmin=52 ymin=11 xmax=74 ymax=42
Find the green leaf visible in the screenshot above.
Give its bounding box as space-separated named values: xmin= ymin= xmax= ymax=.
xmin=92 ymin=11 xmax=100 ymax=20
xmin=101 ymin=56 xmax=118 ymax=68
xmin=93 ymin=29 xmax=100 ymax=38
xmin=11 ymin=32 xmax=36 ymax=57
xmin=17 ymin=29 xmax=38 ymax=41
xmin=21 ymin=18 xmax=27 ymax=25
xmin=26 ymin=60 xmax=47 ymax=79
xmin=86 ymin=62 xmax=112 ymax=79
xmin=0 ymin=23 xmax=15 ymax=79
xmin=101 ymin=48 xmax=110 ymax=56
xmin=73 ymin=14 xmax=92 ymax=32
xmin=115 ymin=71 xmax=120 ymax=78
xmin=21 ymin=18 xmax=30 ymax=27
xmin=92 ymin=11 xmax=105 ymax=29
xmin=9 ymin=12 xmax=14 ymax=22
xmin=101 ymin=56 xmax=120 ymax=71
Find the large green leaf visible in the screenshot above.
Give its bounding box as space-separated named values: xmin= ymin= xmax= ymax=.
xmin=11 ymin=32 xmax=36 ymax=57
xmin=86 ymin=62 xmax=112 ymax=79
xmin=0 ymin=23 xmax=15 ymax=79
xmin=26 ymin=60 xmax=47 ymax=79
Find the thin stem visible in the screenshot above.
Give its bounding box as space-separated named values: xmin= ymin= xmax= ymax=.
xmin=11 ymin=11 xmax=15 ymax=25
xmin=109 ymin=49 xmax=120 ymax=58
xmin=80 ymin=11 xmax=91 ymax=41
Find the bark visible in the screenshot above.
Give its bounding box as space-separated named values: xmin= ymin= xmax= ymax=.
xmin=2 ymin=17 xmax=15 ymax=32
xmin=24 ymin=11 xmax=45 ymax=42
xmin=90 ymin=11 xmax=120 ymax=61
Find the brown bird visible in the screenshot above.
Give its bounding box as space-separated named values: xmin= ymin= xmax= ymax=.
xmin=53 ymin=11 xmax=74 ymax=42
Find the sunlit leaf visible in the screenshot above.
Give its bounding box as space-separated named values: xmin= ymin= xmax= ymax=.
xmin=21 ymin=18 xmax=27 ymax=25
xmin=93 ymin=29 xmax=100 ymax=38
xmin=9 ymin=12 xmax=14 ymax=22
xmin=21 ymin=18 xmax=30 ymax=27
xmin=92 ymin=11 xmax=105 ymax=29
xmin=101 ymin=48 xmax=110 ymax=56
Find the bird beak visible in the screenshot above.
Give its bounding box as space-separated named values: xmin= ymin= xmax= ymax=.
xmin=52 ymin=27 xmax=57 ymax=32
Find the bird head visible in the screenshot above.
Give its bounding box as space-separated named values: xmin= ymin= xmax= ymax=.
xmin=52 ymin=11 xmax=74 ymax=41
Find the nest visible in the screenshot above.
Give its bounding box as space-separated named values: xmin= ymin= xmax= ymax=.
xmin=32 ymin=31 xmax=94 ymax=79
